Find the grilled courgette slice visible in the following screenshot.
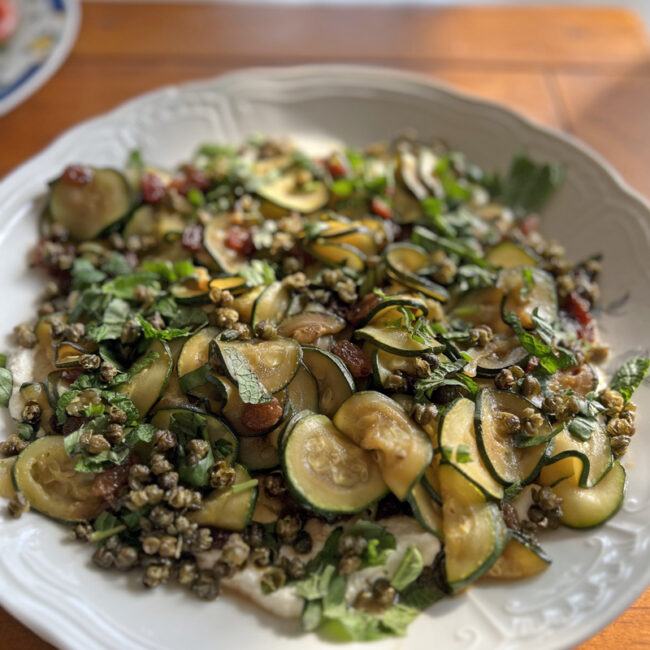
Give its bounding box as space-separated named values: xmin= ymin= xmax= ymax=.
xmin=281 ymin=411 xmax=387 ymax=515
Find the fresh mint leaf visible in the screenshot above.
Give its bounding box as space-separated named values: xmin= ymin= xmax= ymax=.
xmin=56 ymin=389 xmax=80 ymax=424
xmin=399 ymin=583 xmax=445 ymax=611
xmin=503 ymin=482 xmax=524 ymax=501
xmin=305 ymin=527 xmax=344 ymax=574
xmin=70 ymin=288 xmax=109 ymax=322
xmin=301 ymin=600 xmax=323 ymax=632
xmin=330 ymin=178 xmax=354 ymax=198
xmin=213 ymin=438 xmax=234 ymax=460
xmin=500 ymin=154 xmax=563 ymax=213
xmin=169 ymin=305 xmax=209 ymax=329
xmin=102 ymin=272 xmax=161 ymax=300
xmin=100 ymin=391 xmax=139 ymax=425
xmin=412 ymin=226 xmax=491 ymax=269
xmin=504 ymin=311 xmax=575 ymax=376
xmin=303 ymin=221 xmax=329 ymax=241
xmin=0 ymin=367 xmax=12 ymax=408
xmin=71 ymin=258 xmax=106 ymax=288
xmin=414 ymin=358 xmax=475 ymax=402
xmin=219 ymin=345 xmax=270 ymax=404
xmin=137 ymin=315 xmax=193 ymax=341
xmin=124 ymin=423 xmax=156 ymax=447
xmin=143 ymin=259 xmax=196 ymax=284
xmin=170 ymin=411 xmax=214 ymax=488
xmin=391 ymin=547 xmax=424 ymax=591
xmin=295 ymin=564 xmax=336 ymax=600
xmin=111 ymin=350 xmax=159 ymax=385
xmin=322 ymin=574 xmax=347 ymax=618
xmin=567 ymin=416 xmax=599 ymax=442
xmin=363 ymin=538 xmax=392 ymax=567
xmin=93 ymin=510 xmax=120 ymax=532
xmin=16 ymin=421 xmax=34 ymax=441
xmin=237 ymin=260 xmax=276 ymax=287
xmin=455 ymin=444 xmax=472 ymax=464
xmin=101 ymin=252 xmax=134 ymax=277
xmin=610 ymin=356 xmax=650 ymax=402
xmin=88 ymin=298 xmax=131 ymax=342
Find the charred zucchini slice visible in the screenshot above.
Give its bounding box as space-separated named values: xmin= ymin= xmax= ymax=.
xmin=277 ymin=311 xmax=346 ymax=345
xmin=49 ymin=168 xmax=133 ymax=241
xmin=257 ymin=169 xmax=328 ymax=216
xmin=215 ymin=337 xmax=301 ymax=395
xmin=12 ymin=436 xmax=104 ymax=522
xmin=475 ymin=389 xmax=551 ymax=485
xmin=498 ymin=266 xmax=557 ymax=328
xmin=438 ymin=397 xmax=504 ymax=500
xmin=484 ymin=532 xmax=551 ymax=580
xmin=439 ymin=462 xmax=508 ymax=590
xmin=117 ymin=339 xmax=173 ymax=417
xmin=466 ymin=335 xmax=528 ymax=377
xmin=333 ymin=391 xmax=433 ymax=500
xmin=282 ymin=411 xmax=387 ymax=515
xmin=250 ymin=281 xmax=291 ymax=328
xmin=301 ymin=346 xmax=355 ymax=418
xmin=407 ymin=480 xmax=443 ymax=538
xmin=189 ymin=464 xmax=257 ymax=531
xmin=0 ymin=457 xmax=17 ymax=498
xmin=287 ymin=362 xmax=320 ymax=413
xmin=551 ymin=461 xmax=626 ymax=529
xmin=203 ymin=213 xmax=248 ymax=274
xmin=485 ymin=242 xmax=538 ymax=269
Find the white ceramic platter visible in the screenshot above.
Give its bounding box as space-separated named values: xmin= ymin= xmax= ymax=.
xmin=0 ymin=65 xmax=649 ymax=650
xmin=0 ymin=0 xmax=80 ymax=116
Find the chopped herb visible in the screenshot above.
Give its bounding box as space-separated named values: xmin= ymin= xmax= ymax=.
xmin=102 ymin=272 xmax=161 ymax=300
xmin=610 ymin=356 xmax=650 ymax=402
xmin=0 ymin=366 xmax=13 ymax=408
xmin=111 ymin=350 xmax=160 ymax=385
xmin=498 ymin=154 xmax=563 ymax=213
xmin=137 ymin=315 xmax=193 ymax=341
xmin=521 ymin=267 xmax=535 ymax=298
xmin=455 ymin=444 xmax=472 ymax=464
xmin=231 ymin=479 xmax=258 ymax=494
xmin=390 ymin=547 xmax=424 ymax=591
xmin=219 ymin=346 xmax=270 ymax=404
xmin=237 ymin=260 xmax=276 ymax=287
xmin=71 ymin=258 xmax=107 ymax=288
xmin=567 ymin=416 xmax=600 ymax=442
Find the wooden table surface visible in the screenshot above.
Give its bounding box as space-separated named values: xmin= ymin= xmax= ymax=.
xmin=1 ymin=3 xmax=650 ymax=648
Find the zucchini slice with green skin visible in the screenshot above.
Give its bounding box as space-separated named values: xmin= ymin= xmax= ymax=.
xmin=326 ymin=226 xmax=377 ymax=257
xmin=203 ymin=213 xmax=248 ymax=274
xmin=287 ymin=362 xmax=320 ymax=413
xmin=475 ymin=389 xmax=551 ymax=485
xmin=485 ymin=242 xmax=538 ymax=269
xmin=281 ymin=412 xmax=387 ymax=515
xmin=306 ymin=241 xmax=366 ymax=272
xmin=439 ymin=462 xmax=508 ymax=590
xmin=49 ymin=168 xmax=133 ymax=241
xmin=384 ymin=242 xmax=430 ymax=277
xmin=54 ymin=342 xmax=96 ymax=368
xmin=484 ymin=532 xmax=551 ymax=580
xmin=0 ymin=457 xmax=16 ymax=499
xmin=450 ymin=287 xmax=511 ymax=337
xmin=208 ymin=276 xmax=248 ymax=296
xmin=301 ymin=346 xmax=355 ymax=418
xmin=539 ymin=425 xmax=612 ymax=488
xmin=188 ymin=464 xmax=257 ymax=531
xmin=333 ymin=391 xmax=433 ymax=500
xmin=215 ymin=337 xmax=301 ymax=395
xmin=465 ymin=335 xmax=528 ymax=377
xmin=169 ymin=267 xmax=212 ymax=304
xmin=497 ymin=266 xmax=557 ymax=328
xmin=117 ymin=339 xmax=173 ymax=417
xmin=150 ymin=406 xmax=237 ymax=464
xmin=177 ymin=326 xmax=219 ymax=378
xmin=257 ymin=170 xmax=329 ymax=216
xmin=355 ymin=320 xmax=443 ymax=358
xmin=407 ymin=480 xmax=443 ymax=538
xmin=438 ymin=397 xmax=504 ymax=500
xmin=357 ymin=294 xmax=428 ymax=328
xmin=237 ymin=434 xmax=280 ymax=471
xmin=371 ymin=348 xmax=438 ymax=390
xmin=551 ymin=461 xmax=626 ymax=529
xmin=12 ymin=436 xmax=104 ymax=522
xmin=277 ymin=311 xmax=346 ymax=345
xmin=232 ymin=286 xmax=265 ymax=324
xmin=250 ymin=281 xmax=291 ymax=328
xmin=385 ymin=267 xmax=449 ymax=303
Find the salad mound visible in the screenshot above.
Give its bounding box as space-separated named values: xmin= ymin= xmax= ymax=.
xmin=0 ymin=134 xmax=646 ymax=642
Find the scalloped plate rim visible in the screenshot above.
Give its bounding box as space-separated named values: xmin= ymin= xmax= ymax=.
xmin=0 ymin=64 xmax=648 ymax=650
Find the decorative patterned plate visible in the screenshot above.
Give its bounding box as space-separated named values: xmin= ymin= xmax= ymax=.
xmin=0 ymin=66 xmax=648 ymax=650
xmin=0 ymin=0 xmax=80 ymax=116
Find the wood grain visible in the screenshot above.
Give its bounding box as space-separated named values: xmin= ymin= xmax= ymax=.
xmin=0 ymin=4 xmax=649 ymax=650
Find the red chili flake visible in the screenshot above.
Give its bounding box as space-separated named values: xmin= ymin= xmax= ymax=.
xmin=181 ymin=223 xmax=204 ymax=252
xmin=525 ymin=357 xmax=539 ymax=374
xmin=225 ymin=226 xmax=255 ymax=257
xmin=332 ymin=340 xmax=372 ymax=378
xmin=180 ymin=165 xmax=211 ymax=192
xmin=325 ymin=157 xmax=347 ymax=179
xmin=518 ymin=214 xmax=540 ymax=237
xmin=241 ymin=398 xmax=283 ymax=432
xmin=61 ymin=164 xmax=94 ymax=186
xmin=346 ymin=293 xmax=381 ymax=326
xmin=564 ymin=290 xmax=595 ymax=341
xmin=141 ymin=172 xmax=166 ymax=204
xmin=370 ymin=197 xmax=393 ymax=220
xmin=92 ymin=460 xmax=132 ymax=499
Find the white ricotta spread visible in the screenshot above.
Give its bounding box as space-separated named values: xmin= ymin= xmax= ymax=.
xmin=196 ymin=515 xmax=441 ymax=620
xmin=7 ymin=346 xmax=36 ymax=420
